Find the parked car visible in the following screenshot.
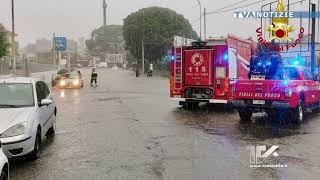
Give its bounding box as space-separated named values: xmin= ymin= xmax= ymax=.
xmin=111 ymin=66 xmax=119 ymax=70
xmin=0 ymin=142 xmax=8 ymax=180
xmin=98 ymin=62 xmax=108 ymax=68
xmin=0 ymin=77 xmax=57 ymax=160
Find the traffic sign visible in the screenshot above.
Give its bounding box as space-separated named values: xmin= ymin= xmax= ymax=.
xmin=55 ymin=37 xmax=67 ymax=51
xmin=173 ymin=36 xmax=195 ymax=47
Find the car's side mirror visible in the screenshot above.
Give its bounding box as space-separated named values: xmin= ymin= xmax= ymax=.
xmin=40 ymin=99 xmax=53 ymax=106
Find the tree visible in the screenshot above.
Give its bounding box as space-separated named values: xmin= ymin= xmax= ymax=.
xmin=123 ymin=7 xmax=197 ymax=65
xmin=85 ymin=25 xmax=124 ymax=55
xmin=0 ymin=24 xmax=10 ymax=59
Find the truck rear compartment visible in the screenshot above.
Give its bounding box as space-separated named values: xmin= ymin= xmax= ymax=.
xmin=234 ymin=80 xmax=286 ymax=100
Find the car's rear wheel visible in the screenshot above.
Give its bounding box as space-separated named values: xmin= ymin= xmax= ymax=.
xmin=290 ymin=100 xmax=304 ymax=125
xmin=238 ymin=110 xmax=253 ymax=122
xmin=28 ymin=129 xmax=41 ymax=161
xmin=0 ymin=164 xmax=8 ymax=180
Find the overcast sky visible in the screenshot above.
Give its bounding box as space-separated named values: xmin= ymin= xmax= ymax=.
xmin=0 ymin=0 xmax=281 ymax=47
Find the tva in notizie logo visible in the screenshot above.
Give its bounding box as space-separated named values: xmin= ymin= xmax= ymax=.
xmin=248 ymin=145 xmax=288 ymax=168
xmin=256 ymin=0 xmax=304 ymax=52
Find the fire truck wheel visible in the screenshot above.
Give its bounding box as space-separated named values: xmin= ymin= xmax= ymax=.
xmin=290 ymin=100 xmax=304 ymax=125
xmin=238 ymin=110 xmax=252 ymax=122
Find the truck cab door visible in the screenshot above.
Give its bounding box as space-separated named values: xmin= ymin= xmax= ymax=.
xmin=301 ymin=69 xmax=317 ymax=104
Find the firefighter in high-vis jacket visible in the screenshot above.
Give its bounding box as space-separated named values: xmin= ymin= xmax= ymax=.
xmin=90 ymin=68 xmax=98 ymax=86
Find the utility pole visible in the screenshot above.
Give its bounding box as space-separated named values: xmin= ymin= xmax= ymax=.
xmin=68 ymin=51 xmax=71 ymax=71
xmin=11 ymin=0 xmax=16 ymax=75
xmin=25 ymin=55 xmax=28 ymax=77
xmin=142 ymin=39 xmax=145 ymax=76
xmin=204 ymin=8 xmax=207 ymax=40
xmin=75 ymin=42 xmax=78 ymax=61
xmin=196 ymin=0 xmax=202 ymax=39
xmin=58 ymin=51 xmax=62 ymax=70
xmin=53 ymin=33 xmax=56 ymax=66
xmin=103 ymin=0 xmax=107 ymax=26
xmin=311 ymin=3 xmax=316 ymax=76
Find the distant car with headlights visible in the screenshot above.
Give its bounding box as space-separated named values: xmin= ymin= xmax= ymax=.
xmin=0 ymin=142 xmax=9 ymax=180
xmin=55 ymin=73 xmax=84 ymax=89
xmin=51 ymin=69 xmax=70 ymax=87
xmin=0 ymin=77 xmax=57 ymax=160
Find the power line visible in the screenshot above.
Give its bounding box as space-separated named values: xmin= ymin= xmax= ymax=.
xmin=191 ymin=0 xmax=270 ymax=35
xmin=207 ymin=0 xmax=269 ymax=15
xmin=206 ymin=0 xmax=251 ymax=14
xmin=267 ymin=0 xmax=306 ymax=11
xmin=190 ymin=0 xmax=267 ymax=25
xmin=190 ymin=0 xmax=252 ymax=24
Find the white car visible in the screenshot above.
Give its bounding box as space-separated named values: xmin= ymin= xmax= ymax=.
xmin=98 ymin=62 xmax=108 ymax=68
xmin=56 ymin=73 xmax=84 ymax=89
xmin=0 ymin=143 xmax=8 ymax=180
xmin=111 ymin=66 xmax=119 ymax=70
xmin=0 ymin=77 xmax=57 ymax=160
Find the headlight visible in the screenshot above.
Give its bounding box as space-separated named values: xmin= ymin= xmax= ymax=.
xmin=1 ymin=122 xmax=27 ymax=138
xmin=60 ymin=80 xmax=66 ymax=86
xmin=73 ymin=80 xmax=79 ymax=85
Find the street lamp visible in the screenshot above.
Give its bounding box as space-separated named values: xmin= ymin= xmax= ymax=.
xmin=11 ymin=0 xmax=16 ymax=75
xmin=103 ymin=0 xmax=107 ymax=26
xmin=196 ymin=0 xmax=202 ymax=40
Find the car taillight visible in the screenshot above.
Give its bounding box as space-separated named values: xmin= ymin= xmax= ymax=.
xmin=285 ymin=89 xmax=293 ymax=98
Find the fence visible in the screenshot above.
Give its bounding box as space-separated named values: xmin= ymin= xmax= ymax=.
xmin=30 ymin=70 xmax=57 ymax=85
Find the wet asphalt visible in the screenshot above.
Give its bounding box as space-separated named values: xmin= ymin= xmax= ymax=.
xmin=9 ymin=68 xmax=320 ymax=180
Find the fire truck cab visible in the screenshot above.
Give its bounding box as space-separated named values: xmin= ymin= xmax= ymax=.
xmin=169 ymin=35 xmax=254 ymax=108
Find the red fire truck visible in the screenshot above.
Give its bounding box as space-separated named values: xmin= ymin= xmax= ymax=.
xmin=169 ymin=35 xmax=255 ymax=108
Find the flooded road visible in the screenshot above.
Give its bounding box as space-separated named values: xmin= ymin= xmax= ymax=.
xmin=9 ymin=68 xmax=320 ymax=180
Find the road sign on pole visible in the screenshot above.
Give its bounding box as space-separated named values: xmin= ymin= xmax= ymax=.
xmin=173 ymin=36 xmax=196 ymax=47
xmin=55 ymin=37 xmax=67 ymax=51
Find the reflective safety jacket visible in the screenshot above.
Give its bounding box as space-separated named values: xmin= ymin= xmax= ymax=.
xmin=91 ymin=69 xmax=98 ymax=79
